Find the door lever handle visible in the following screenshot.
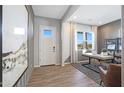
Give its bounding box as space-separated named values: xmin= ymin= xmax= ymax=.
xmin=53 ymin=46 xmax=55 ymax=52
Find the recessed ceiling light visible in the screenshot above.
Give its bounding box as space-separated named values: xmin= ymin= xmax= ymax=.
xmin=73 ymin=16 xmax=77 ymax=19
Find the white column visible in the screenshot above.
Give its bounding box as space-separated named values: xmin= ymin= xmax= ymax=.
xmin=91 ymin=25 xmax=98 ymax=53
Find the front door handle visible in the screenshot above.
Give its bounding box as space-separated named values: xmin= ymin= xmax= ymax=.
xmin=53 ymin=46 xmax=55 ymax=52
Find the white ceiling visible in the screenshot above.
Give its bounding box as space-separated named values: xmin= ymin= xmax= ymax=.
xmin=69 ymin=5 xmax=121 ymax=26
xmin=32 ymin=5 xmax=70 ymax=19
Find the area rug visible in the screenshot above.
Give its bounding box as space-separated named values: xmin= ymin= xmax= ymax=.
xmin=71 ymin=62 xmax=107 ymax=85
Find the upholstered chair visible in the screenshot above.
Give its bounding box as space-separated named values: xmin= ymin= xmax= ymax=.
xmin=99 ymin=64 xmax=121 ymax=87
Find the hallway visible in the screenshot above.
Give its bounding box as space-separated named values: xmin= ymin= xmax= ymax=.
xmin=28 ymin=64 xmax=99 ymax=87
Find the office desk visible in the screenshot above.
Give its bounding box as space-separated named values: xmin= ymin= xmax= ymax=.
xmin=82 ymin=53 xmax=114 ymax=64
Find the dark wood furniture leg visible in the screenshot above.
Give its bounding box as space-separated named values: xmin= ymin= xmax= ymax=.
xmin=89 ymin=57 xmax=91 ymax=64
xmin=100 ymin=80 xmax=103 ymax=85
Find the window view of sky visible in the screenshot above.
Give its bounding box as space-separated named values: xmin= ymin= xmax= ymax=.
xmin=44 ymin=29 xmax=52 ymax=37
xmin=77 ymin=32 xmax=83 ymax=44
xmin=77 ymin=32 xmax=93 ymax=44
xmin=87 ymin=32 xmax=92 ymax=44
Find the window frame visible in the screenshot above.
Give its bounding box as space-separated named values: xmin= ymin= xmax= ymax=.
xmin=76 ymin=31 xmax=94 ymax=51
xmin=77 ymin=32 xmax=84 ymax=50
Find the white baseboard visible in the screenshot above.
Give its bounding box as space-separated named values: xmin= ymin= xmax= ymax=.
xmin=60 ymin=62 xmax=71 ymax=66
xmin=55 ymin=62 xmax=61 ymax=66
xmin=34 ymin=63 xmax=61 ymax=67
xmin=65 ymin=62 xmax=71 ymax=65
xmin=34 ymin=62 xmax=71 ymax=67
xmin=34 ymin=65 xmax=39 ymax=67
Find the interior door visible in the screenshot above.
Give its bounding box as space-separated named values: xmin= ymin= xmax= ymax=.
xmin=39 ymin=25 xmax=56 ymax=66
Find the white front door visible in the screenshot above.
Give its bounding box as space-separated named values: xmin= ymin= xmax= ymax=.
xmin=39 ymin=25 xmax=56 ymax=66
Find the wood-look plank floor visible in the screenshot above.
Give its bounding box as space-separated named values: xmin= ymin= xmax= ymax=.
xmin=27 ymin=64 xmax=100 ymax=87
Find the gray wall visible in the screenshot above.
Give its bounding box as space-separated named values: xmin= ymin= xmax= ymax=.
xmin=34 ymin=16 xmax=61 ymax=66
xmin=98 ymin=20 xmax=121 ymax=53
xmin=16 ymin=5 xmax=34 ymax=87
xmin=25 ymin=5 xmax=34 ymax=85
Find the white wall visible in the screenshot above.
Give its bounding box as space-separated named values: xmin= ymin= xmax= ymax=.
xmin=61 ymin=6 xmax=80 ymax=65
xmin=62 ymin=22 xmax=71 ymax=65
xmin=2 ymin=5 xmax=32 ymax=87
xmin=2 ymin=6 xmax=28 ymax=53
xmin=34 ymin=16 xmax=61 ymax=67
xmin=16 ymin=5 xmax=34 ymax=87
xmin=62 ymin=5 xmax=80 ymax=22
xmin=75 ymin=23 xmax=92 ymax=32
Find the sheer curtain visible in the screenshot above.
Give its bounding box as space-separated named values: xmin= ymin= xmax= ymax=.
xmin=91 ymin=25 xmax=98 ymax=53
xmin=70 ymin=22 xmax=78 ymax=63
